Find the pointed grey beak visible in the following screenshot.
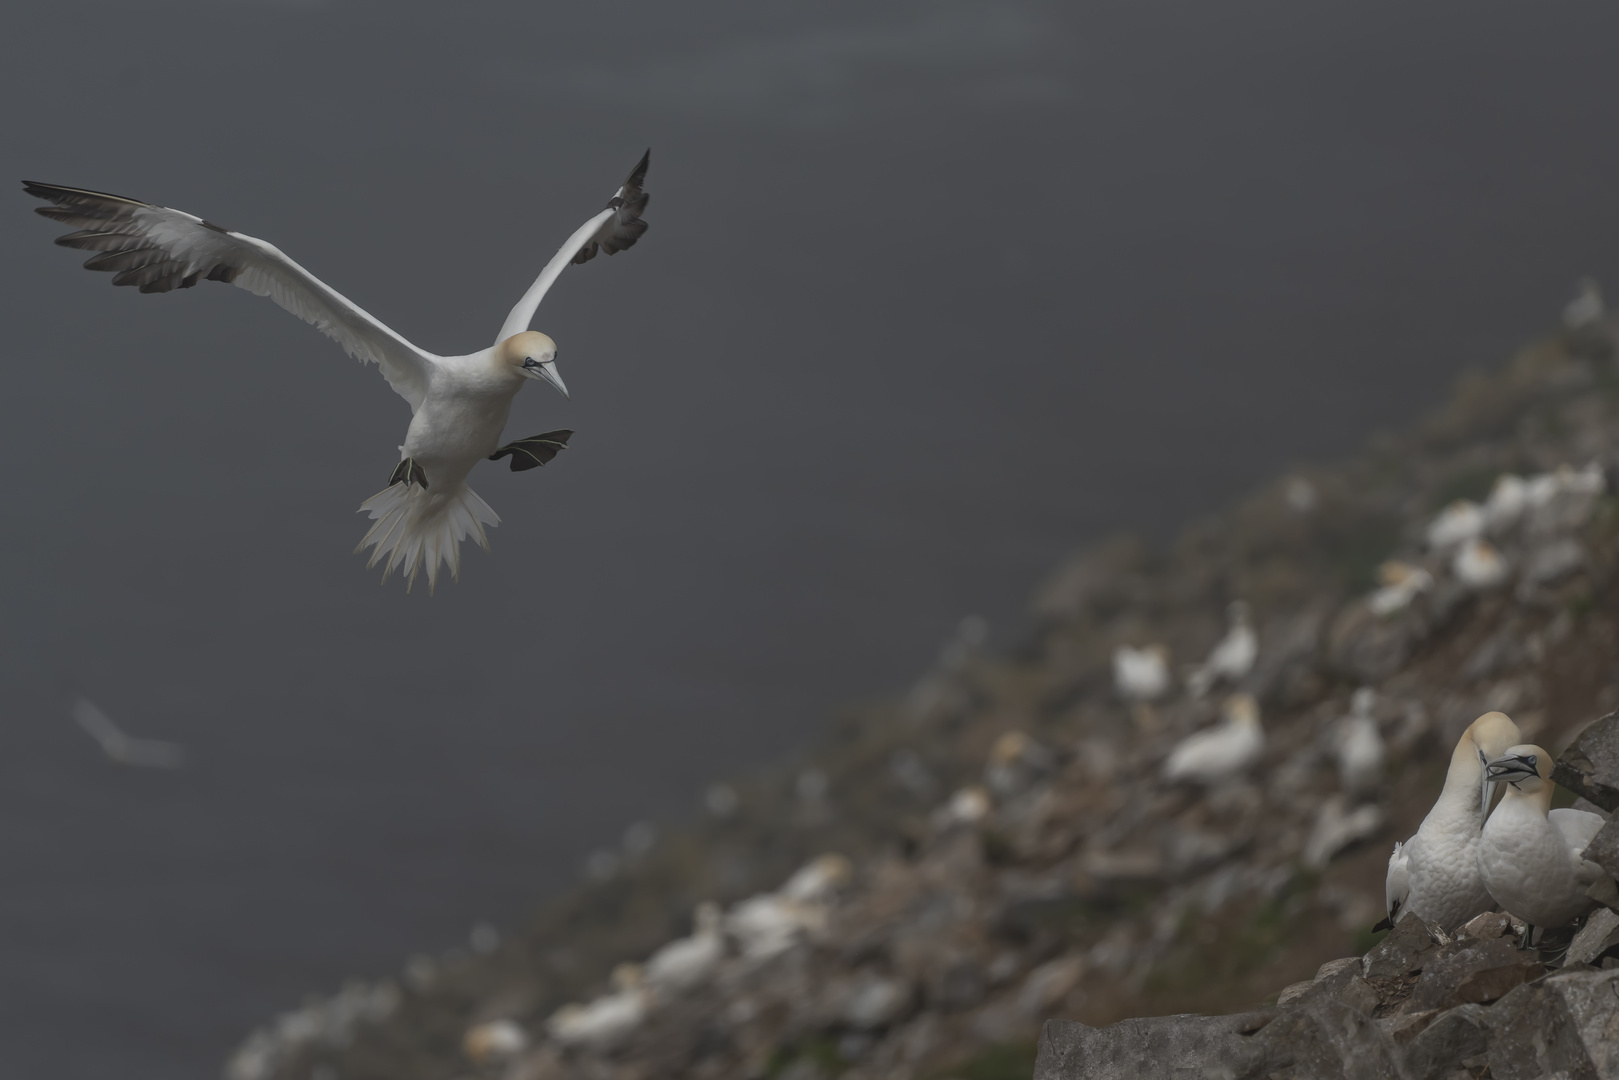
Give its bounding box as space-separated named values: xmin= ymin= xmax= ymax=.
xmin=1478 ymin=748 xmax=1493 ymax=819
xmin=521 ymin=358 xmax=569 ymax=399
xmin=1485 ymin=753 xmax=1538 ymax=785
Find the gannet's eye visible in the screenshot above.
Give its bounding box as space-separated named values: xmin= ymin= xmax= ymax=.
xmin=522 ymin=357 xmax=539 ymax=368
xmin=1525 ymin=755 xmax=1537 ymax=769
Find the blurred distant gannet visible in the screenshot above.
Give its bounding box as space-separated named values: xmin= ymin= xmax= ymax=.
xmin=546 ymin=964 xmax=650 ymax=1049
xmin=1453 ymin=538 xmax=1509 ymax=590
xmin=1426 ymin=500 xmax=1486 ymax=549
xmin=1186 ymin=601 xmax=1258 ymax=698
xmin=1478 ymin=744 xmax=1606 ymax=945
xmin=70 ymin=695 xmax=186 ymax=769
xmin=1563 ymin=277 xmax=1605 ymax=331
xmin=1368 ymin=560 xmax=1433 ymax=617
xmin=1484 ymin=474 xmax=1529 ymax=533
xmin=1163 ymin=693 xmax=1264 ymax=785
xmin=725 ymin=854 xmax=851 ymax=961
xmin=1113 ymin=644 xmax=1171 ymax=702
xmin=1333 ymin=688 xmax=1385 ymax=800
xmin=645 ymin=902 xmax=725 ymax=992
xmin=1377 ymin=711 xmax=1522 ymax=932
xmin=24 ymin=152 xmax=651 ymax=590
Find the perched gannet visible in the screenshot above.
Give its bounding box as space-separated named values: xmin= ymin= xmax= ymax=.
xmin=932 ymin=785 xmax=992 ymax=829
xmin=1368 ymin=560 xmax=1434 ymax=617
xmin=1563 ymin=277 xmax=1605 ymax=331
xmin=1186 ymin=601 xmax=1258 ymax=698
xmin=1377 ymin=711 xmax=1522 ymax=931
xmin=69 ymin=695 xmax=186 ymax=769
xmin=985 ymin=731 xmax=1055 ymax=796
xmin=1163 ymin=693 xmax=1264 ymax=785
xmin=545 ymin=964 xmax=650 ymax=1050
xmin=1333 ymin=688 xmax=1385 ymax=800
xmin=24 ymin=152 xmax=651 ymax=590
xmin=1113 ymin=644 xmax=1171 ymax=702
xmin=725 ymin=854 xmax=851 ymax=961
xmin=1484 ymin=474 xmax=1529 ymax=533
xmin=1426 ymin=500 xmax=1486 ymax=549
xmin=1452 ymin=538 xmax=1509 ymax=590
xmin=1477 ymin=745 xmax=1606 ymax=944
xmin=644 ymin=902 xmax=725 ymax=992
xmin=463 ymin=1019 xmax=529 ymax=1063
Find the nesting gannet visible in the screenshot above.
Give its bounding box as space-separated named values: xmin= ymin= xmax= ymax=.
xmin=985 ymin=731 xmax=1055 ymax=796
xmin=1484 ymin=474 xmax=1529 ymax=533
xmin=1367 ymin=560 xmax=1434 ymax=617
xmin=1186 ymin=601 xmax=1258 ymax=698
xmin=463 ymin=1019 xmax=529 ymax=1063
xmin=1563 ymin=277 xmax=1605 ymax=331
xmin=1426 ymin=500 xmax=1486 ymax=549
xmin=1333 ymin=688 xmax=1385 ymax=800
xmin=1377 ymin=711 xmax=1522 ymax=931
xmin=24 ymin=152 xmax=651 ymax=590
xmin=1163 ymin=693 xmax=1264 ymax=785
xmin=70 ymin=695 xmax=186 ymax=768
xmin=545 ymin=964 xmax=650 ymax=1050
xmin=1113 ymin=644 xmax=1171 ymax=702
xmin=932 ymin=785 xmax=992 ymax=829
xmin=1452 ymin=537 xmax=1509 ymax=590
xmin=725 ymin=854 xmax=851 ymax=961
xmin=1478 ymin=744 xmax=1606 ymax=944
xmin=644 ymin=902 xmax=725 ymax=992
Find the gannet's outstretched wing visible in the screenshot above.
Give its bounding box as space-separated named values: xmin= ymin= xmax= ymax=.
xmin=23 ymin=181 xmax=435 ymax=411
xmin=498 ymin=151 xmax=650 ymax=343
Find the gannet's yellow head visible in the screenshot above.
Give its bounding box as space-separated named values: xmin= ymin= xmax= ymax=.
xmin=498 ymin=331 xmax=567 ymax=398
xmin=1465 ymin=711 xmax=1523 ymax=764
xmin=1486 ymin=743 xmax=1553 ymax=795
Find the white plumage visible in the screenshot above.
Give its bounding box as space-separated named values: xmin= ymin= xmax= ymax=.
xmin=1477 ymin=744 xmax=1606 ymax=937
xmin=1381 ymin=711 xmax=1522 ymax=931
xmin=1186 ymin=601 xmax=1258 ymax=699
xmin=25 ymin=153 xmax=650 ymax=590
xmin=545 ymin=964 xmax=650 ymax=1050
xmin=1484 ymin=474 xmax=1528 ymax=533
xmin=1367 ymin=560 xmax=1433 ymax=617
xmin=1333 ymin=688 xmax=1385 ymax=800
xmin=1452 ymin=538 xmax=1509 ymax=590
xmin=1113 ymin=644 xmax=1171 ymax=702
xmin=1163 ymin=693 xmax=1264 ymax=785
xmin=1426 ymin=500 xmax=1485 ymax=549
xmin=644 ymin=902 xmax=725 ymax=992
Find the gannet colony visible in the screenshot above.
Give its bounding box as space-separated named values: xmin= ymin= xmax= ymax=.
xmin=218 ymin=304 xmax=1619 ymax=1079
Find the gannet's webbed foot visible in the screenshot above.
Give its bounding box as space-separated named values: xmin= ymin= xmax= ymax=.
xmin=388 ymin=457 xmax=429 ymax=489
xmin=489 ymin=429 xmax=573 ymax=472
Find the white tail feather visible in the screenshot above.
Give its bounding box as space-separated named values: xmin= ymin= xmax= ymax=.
xmin=356 ymin=482 xmax=499 ymax=592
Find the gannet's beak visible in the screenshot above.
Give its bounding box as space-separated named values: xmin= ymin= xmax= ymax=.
xmin=521 ymin=358 xmax=570 ymax=399
xmin=1485 ymin=753 xmax=1538 ymax=786
xmin=1478 ymin=747 xmax=1493 ymax=819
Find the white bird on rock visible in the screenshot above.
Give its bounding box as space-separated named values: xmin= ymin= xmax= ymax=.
xmin=1333 ymin=688 xmax=1385 ymax=800
xmin=1378 ymin=711 xmax=1522 ymax=932
xmin=1452 ymin=537 xmax=1509 ymax=590
xmin=1484 ymin=474 xmax=1529 ymax=533
xmin=1186 ymin=601 xmax=1258 ymax=699
xmin=1163 ymin=693 xmax=1264 ymax=785
xmin=1113 ymin=644 xmax=1171 ymax=702
xmin=545 ymin=964 xmax=650 ymax=1050
xmin=1478 ymin=744 xmax=1606 ymax=946
xmin=25 ymin=153 xmax=651 ymax=591
xmin=1368 ymin=560 xmax=1433 ymax=617
xmin=1426 ymin=500 xmax=1485 ymax=550
xmin=645 ymin=902 xmax=725 ymax=992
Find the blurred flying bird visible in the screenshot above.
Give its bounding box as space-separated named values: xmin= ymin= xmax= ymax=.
xmin=1563 ymin=277 xmax=1605 ymax=331
xmin=24 ymin=151 xmax=651 ymax=590
xmin=70 ymin=695 xmax=187 ymax=769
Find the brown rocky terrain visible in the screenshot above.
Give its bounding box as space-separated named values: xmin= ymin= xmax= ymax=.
xmin=226 ymin=311 xmax=1619 ymax=1080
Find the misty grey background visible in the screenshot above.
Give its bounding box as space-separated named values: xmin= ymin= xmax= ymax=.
xmin=3 ymin=1 xmax=1618 ymax=1076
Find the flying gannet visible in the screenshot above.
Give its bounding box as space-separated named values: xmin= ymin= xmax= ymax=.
xmin=1477 ymin=744 xmax=1606 ymax=947
xmin=70 ymin=694 xmax=187 ymax=769
xmin=1377 ymin=711 xmax=1522 ymax=932
xmin=24 ymin=152 xmax=651 ymax=590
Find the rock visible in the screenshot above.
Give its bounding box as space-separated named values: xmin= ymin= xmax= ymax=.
xmin=1033 ymin=1012 xmax=1269 ymax=1080
xmin=1522 ymin=537 xmax=1586 ymax=586
xmin=1583 ymin=817 xmax=1619 ymax=881
xmin=1328 ymin=601 xmax=1426 ymax=685
xmin=1400 ymin=1004 xmax=1487 ymax=1080
xmin=1485 ymin=969 xmax=1619 ymax=1080
xmin=1552 ymin=711 xmax=1619 ymax=812
xmin=1363 ymin=913 xmax=1441 ymax=979
xmin=1568 ymin=907 xmax=1619 ymax=966
xmin=1275 ymin=980 xmax=1314 ymax=1006
xmin=837 ymin=975 xmax=912 ymax=1031
xmin=1249 ymin=1000 xmax=1405 ymax=1079
xmin=1458 ymin=911 xmax=1512 ymax=941
xmin=1404 ymin=938 xmax=1542 ymax=1012
xmin=1338 ymin=975 xmax=1381 ymax=1016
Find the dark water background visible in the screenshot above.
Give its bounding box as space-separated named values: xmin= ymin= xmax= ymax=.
xmin=3 ymin=2 xmax=1619 ymax=1076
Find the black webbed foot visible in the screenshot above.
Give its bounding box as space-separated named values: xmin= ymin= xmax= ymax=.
xmin=388 ymin=457 xmax=429 ymax=489
xmin=489 ymin=429 xmax=573 ymax=472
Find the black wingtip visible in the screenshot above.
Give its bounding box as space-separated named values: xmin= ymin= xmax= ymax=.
xmin=1371 ymin=917 xmax=1393 ymax=933
xmin=627 ymin=149 xmax=650 ymax=186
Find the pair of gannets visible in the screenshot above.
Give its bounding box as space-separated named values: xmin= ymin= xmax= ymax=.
xmin=1382 ymin=713 xmax=1609 ymax=939
xmin=25 ymin=153 xmax=651 ymax=590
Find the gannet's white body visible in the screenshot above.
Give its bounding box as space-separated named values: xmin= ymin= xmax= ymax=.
xmin=1477 ymin=744 xmax=1606 ymax=936
xmin=1113 ymin=644 xmax=1171 ymax=702
xmin=1453 ymin=538 xmax=1509 ymax=590
xmin=1427 ymin=500 xmax=1486 ymax=549
xmin=1382 ymin=712 xmax=1522 ymax=931
xmin=1163 ymin=693 xmax=1264 ymax=785
xmin=24 ymin=153 xmax=651 ymax=590
xmin=644 ymin=903 xmax=725 ymax=992
xmin=546 ymin=964 xmax=650 ymax=1050
xmin=1333 ymin=688 xmax=1385 ymax=800
xmin=1186 ymin=601 xmax=1258 ymax=698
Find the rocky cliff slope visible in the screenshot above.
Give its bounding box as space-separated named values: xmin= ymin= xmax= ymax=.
xmin=228 ymin=313 xmax=1619 ymax=1080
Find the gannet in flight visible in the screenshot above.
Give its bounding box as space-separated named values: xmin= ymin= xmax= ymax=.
xmin=24 ymin=152 xmax=651 ymax=590
xmin=1477 ymin=744 xmax=1606 ymax=946
xmin=70 ymin=695 xmax=187 ymax=769
xmin=1377 ymin=711 xmax=1521 ymax=932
